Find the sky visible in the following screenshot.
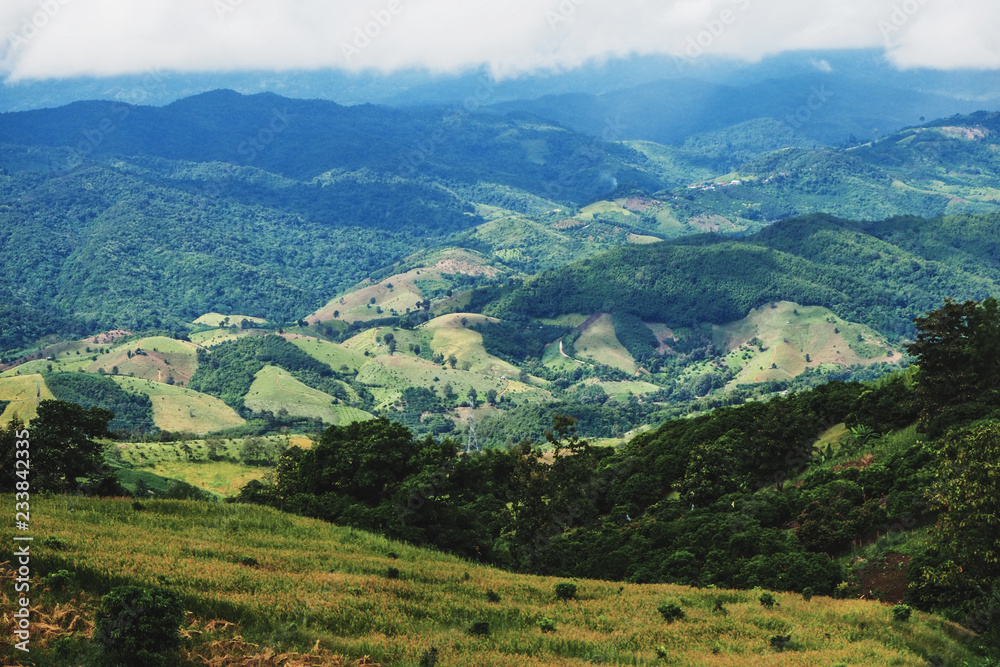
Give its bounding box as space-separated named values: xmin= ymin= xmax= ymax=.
xmin=1 ymin=0 xmax=998 ymax=82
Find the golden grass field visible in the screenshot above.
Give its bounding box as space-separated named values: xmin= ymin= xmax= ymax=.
xmin=0 ymin=496 xmax=982 ymax=667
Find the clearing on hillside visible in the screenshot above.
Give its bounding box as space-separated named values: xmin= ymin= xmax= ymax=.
xmin=111 ymin=376 xmax=245 ymax=434
xmin=289 ymin=336 xmax=368 ymax=374
xmin=308 ymin=249 xmax=502 ymax=325
xmin=194 ymin=312 xmax=268 ymax=327
xmin=714 ymin=301 xmax=900 ymax=386
xmin=244 ymin=365 xmax=373 ymax=425
xmin=574 ymin=313 xmax=638 ymax=374
xmin=421 ymin=313 xmax=524 ymax=377
xmin=0 ymin=374 xmax=54 ymax=424
xmin=89 ymin=336 xmax=201 ymax=386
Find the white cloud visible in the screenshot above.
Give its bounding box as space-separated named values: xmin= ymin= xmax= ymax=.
xmin=1 ymin=0 xmax=998 ymax=81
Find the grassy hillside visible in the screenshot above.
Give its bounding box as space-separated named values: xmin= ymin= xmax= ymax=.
xmin=111 ymin=376 xmax=245 ymax=434
xmin=88 ymin=336 xmax=201 ymax=386
xmin=0 ymin=373 xmax=53 ymax=424
xmin=0 ymin=496 xmax=984 ymax=666
xmin=244 ymin=365 xmax=373 ymax=426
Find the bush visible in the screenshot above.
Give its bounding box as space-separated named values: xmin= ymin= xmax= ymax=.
xmin=538 ymin=617 xmax=557 ymax=633
xmin=486 ymin=589 xmax=501 ymax=603
xmin=657 ymin=602 xmax=685 ymax=622
xmin=769 ymin=634 xmax=791 ymax=651
xmin=386 ymin=567 xmax=400 ymax=579
xmin=93 ymin=585 xmax=186 ymax=667
xmin=801 ymin=587 xmax=814 ymax=602
xmin=892 ymin=604 xmax=913 ymax=621
xmin=419 ymin=647 xmax=439 ymax=667
xmin=759 ymin=592 xmax=776 ymax=608
xmin=41 ymin=536 xmax=67 ymax=550
xmin=42 ymin=569 xmax=75 ymax=591
xmin=238 ymin=555 xmax=259 ymax=567
xmin=554 ymin=582 xmax=577 ymax=600
xmin=468 ymin=621 xmax=490 ymax=636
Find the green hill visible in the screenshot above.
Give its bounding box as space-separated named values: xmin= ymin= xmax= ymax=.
xmin=0 ymin=495 xmax=984 ymax=666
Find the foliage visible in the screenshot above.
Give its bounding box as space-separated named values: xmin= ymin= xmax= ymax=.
xmin=0 ymin=400 xmax=123 ymax=494
xmin=906 ymin=297 xmax=1000 ymax=436
xmin=892 ymin=604 xmax=913 ymax=621
xmin=657 ymin=602 xmax=685 ymax=622
xmin=759 ymin=593 xmax=776 ymax=608
xmin=93 ymin=585 xmax=186 ymax=667
xmin=554 ymin=582 xmax=578 ymax=600
xmin=45 ymin=372 xmax=156 ymax=433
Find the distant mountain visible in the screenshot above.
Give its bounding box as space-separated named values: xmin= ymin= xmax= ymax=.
xmin=492 ymin=73 xmax=991 ymax=147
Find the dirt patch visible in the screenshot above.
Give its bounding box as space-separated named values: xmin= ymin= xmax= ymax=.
xmin=551 ymin=218 xmax=586 ymax=230
xmin=940 ymin=126 xmax=990 ymax=141
xmin=85 ymin=330 xmax=132 ymax=345
xmin=621 ymin=196 xmax=660 ymax=212
xmin=833 ymin=454 xmax=875 ymax=472
xmin=433 ymin=258 xmax=499 ymax=277
xmin=856 ymin=552 xmax=912 ymax=604
xmin=689 ymin=214 xmax=734 ymax=232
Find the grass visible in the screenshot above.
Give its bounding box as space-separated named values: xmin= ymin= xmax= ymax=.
xmin=308 ymin=249 xmax=502 ymax=325
xmin=139 ymin=460 xmax=269 ymax=497
xmin=290 ymin=336 xmax=368 ymax=374
xmin=713 ymin=302 xmax=901 ymax=387
xmin=0 ymin=373 xmax=54 ymax=424
xmin=0 ymin=495 xmax=985 ymax=667
xmin=574 ymin=314 xmax=637 ymax=374
xmin=194 ymin=312 xmax=268 ymax=327
xmin=89 ymin=336 xmax=201 ymax=386
xmin=111 ymin=376 xmax=246 ymax=434
xmin=244 ymin=365 xmax=373 ymax=426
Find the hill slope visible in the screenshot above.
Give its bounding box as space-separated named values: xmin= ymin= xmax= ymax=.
xmin=0 ymin=495 xmax=982 ymax=666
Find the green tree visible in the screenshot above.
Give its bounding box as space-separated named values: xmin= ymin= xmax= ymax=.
xmin=912 ymin=420 xmax=1000 ymax=612
xmin=0 ymin=400 xmax=118 ymax=494
xmin=906 ymin=297 xmax=1000 ymax=436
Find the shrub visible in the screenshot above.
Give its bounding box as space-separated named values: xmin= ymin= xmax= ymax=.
xmin=554 ymin=582 xmax=577 ymax=600
xmin=386 ymin=567 xmax=400 ymax=579
xmin=486 ymin=589 xmax=501 ymax=603
xmin=42 ymin=569 xmax=75 ymax=591
xmin=93 ymin=585 xmax=185 ymax=667
xmin=468 ymin=621 xmax=490 ymax=636
xmin=41 ymin=536 xmax=67 ymax=550
xmin=892 ymin=604 xmax=913 ymax=621
xmin=769 ymin=634 xmax=791 ymax=651
xmin=419 ymin=647 xmax=439 ymax=667
xmin=713 ymin=599 xmax=728 ymax=615
xmin=657 ymin=602 xmax=685 ymax=622
xmin=759 ymin=592 xmax=776 ymax=608
xmin=238 ymin=555 xmax=259 ymax=567
xmin=538 ymin=617 xmax=557 ymax=633
xmin=387 ymin=551 xmax=399 ymax=559
xmin=801 ymin=587 xmax=814 ymax=602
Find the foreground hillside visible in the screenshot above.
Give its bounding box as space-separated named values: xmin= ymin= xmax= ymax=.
xmin=0 ymin=496 xmax=983 ymax=666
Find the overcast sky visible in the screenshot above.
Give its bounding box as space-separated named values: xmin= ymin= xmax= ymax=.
xmin=1 ymin=0 xmax=998 ymax=82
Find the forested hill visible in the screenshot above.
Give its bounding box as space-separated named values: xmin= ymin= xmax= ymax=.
xmin=0 ymin=89 xmax=661 ymax=201
xmin=475 ymin=212 xmax=1000 ymax=338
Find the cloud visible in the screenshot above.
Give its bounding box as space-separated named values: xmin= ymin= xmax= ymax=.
xmin=1 ymin=0 xmax=999 ymax=82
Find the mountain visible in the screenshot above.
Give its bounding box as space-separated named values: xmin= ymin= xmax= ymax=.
xmin=474 ymin=212 xmax=1000 ymax=339
xmin=492 ymin=73 xmax=991 ymax=147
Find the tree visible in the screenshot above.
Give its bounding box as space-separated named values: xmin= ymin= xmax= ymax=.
xmin=0 ymin=400 xmax=117 ymax=494
xmin=447 ymin=354 xmax=458 ymax=369
xmin=906 ymin=297 xmax=1000 ymax=436
xmin=468 ymin=387 xmax=478 ymax=407
xmin=911 ymin=420 xmax=1000 ymax=612
xmin=94 ymin=585 xmax=186 ymax=667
